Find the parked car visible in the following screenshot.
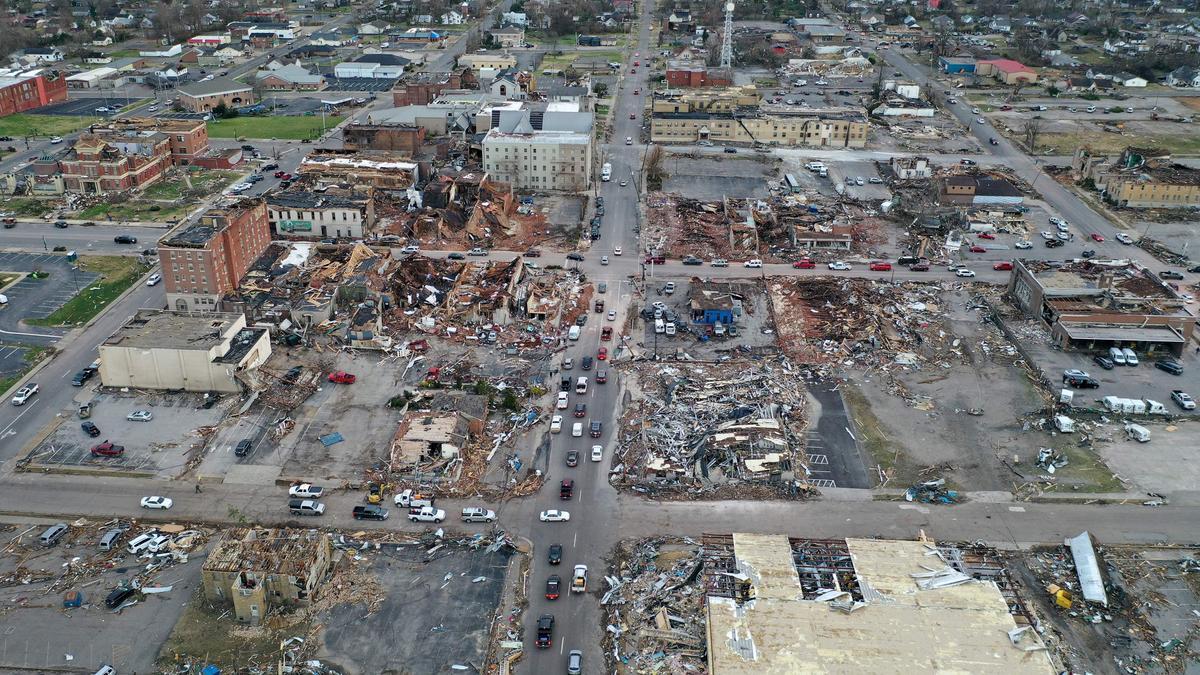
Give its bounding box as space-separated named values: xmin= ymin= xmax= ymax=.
xmin=82 ymin=421 xmax=100 ymax=437
xmin=868 ymin=262 xmax=891 ymax=271
xmin=91 ymin=441 xmax=125 ymax=457
xmin=968 ymin=245 xmax=986 ymax=253
xmin=1171 ymin=390 xmax=1196 ymax=410
xmin=127 ymin=410 xmax=153 ymax=422
xmin=792 ymin=259 xmax=815 ymax=269
xmin=1155 ymin=359 xmax=1184 ymax=375
xmin=447 ymin=252 xmax=466 ymax=260
xmin=114 ymin=235 xmax=138 ymax=244
xmin=993 ymin=262 xmax=1014 ymax=271
xmin=328 ymin=371 xmax=356 ymax=384
xmin=827 ymin=261 xmax=851 ymax=271
xmin=955 ymin=269 xmax=976 ymax=277
xmin=1092 ymin=355 xmax=1114 ymax=370
xmin=234 ymin=439 xmax=252 ymax=457
xmin=140 ymin=496 xmax=173 ymax=509
xmin=1160 ymin=270 xmax=1185 ymax=280
xmin=352 ymin=505 xmax=389 ymax=520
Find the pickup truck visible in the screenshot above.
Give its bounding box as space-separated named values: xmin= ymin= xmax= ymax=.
xmin=408 ymin=506 xmax=446 ymax=523
xmin=535 ymin=614 xmax=554 ymax=649
xmin=644 ymin=254 xmax=666 ymax=265
xmin=289 ymin=483 xmax=324 ymax=499
xmin=1171 ymin=390 xmax=1196 ymax=410
xmin=394 ymin=489 xmax=433 ymax=508
xmin=461 ymin=507 xmax=496 ymax=523
xmin=571 ymin=564 xmax=588 ymax=593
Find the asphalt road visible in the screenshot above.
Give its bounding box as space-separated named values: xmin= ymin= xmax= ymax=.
xmin=0 ymin=222 xmax=166 ymax=254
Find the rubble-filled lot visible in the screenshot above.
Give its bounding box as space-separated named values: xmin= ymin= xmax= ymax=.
xmin=661 ymin=154 xmax=774 ymax=199
xmin=612 ymin=357 xmax=819 ymax=500
xmin=872 ymin=113 xmax=983 ymax=154
xmin=21 ymin=391 xmax=226 ymax=478
xmin=1016 ymin=542 xmax=1200 ymax=673
xmin=0 ymin=520 xmax=209 ymax=674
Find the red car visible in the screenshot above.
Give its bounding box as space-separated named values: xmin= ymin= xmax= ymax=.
xmin=993 ymin=261 xmax=1014 ymax=271
xmin=868 ymin=262 xmax=892 ymax=271
xmin=1090 ymin=233 xmax=1105 ymax=242
xmin=597 ymin=347 xmax=608 ymax=360
xmin=968 ymin=245 xmax=987 ymax=253
xmin=274 ymin=171 xmax=286 ymax=178
xmin=792 ymin=259 xmax=815 ymax=269
xmin=328 ymin=371 xmax=357 ymax=384
xmin=977 ymin=232 xmax=996 ymax=240
xmin=90 ymin=441 xmax=125 ymax=457
xmin=644 ymin=255 xmax=666 ymax=264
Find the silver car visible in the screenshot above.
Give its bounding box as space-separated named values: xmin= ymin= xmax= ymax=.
xmin=567 ymin=649 xmax=582 ymax=674
xmin=127 ymin=410 xmax=153 ymax=422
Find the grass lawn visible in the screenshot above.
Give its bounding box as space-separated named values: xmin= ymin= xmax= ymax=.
xmin=1038 ymin=130 xmax=1200 ymax=155
xmin=26 ymin=256 xmax=149 ymax=327
xmin=840 ymin=383 xmax=919 ymax=487
xmin=0 ymin=197 xmax=59 ymax=218
xmin=0 ymin=273 xmax=20 ymax=290
xmin=0 ymin=114 xmax=92 ymax=138
xmin=77 ymin=200 xmax=191 ymax=221
xmin=0 ymin=345 xmax=51 ymax=399
xmin=140 ymin=170 xmax=239 ymax=200
xmin=206 ymin=115 xmax=345 ymax=140
xmin=1044 ymin=444 xmax=1124 ymax=493
xmin=108 ymin=49 xmax=141 ymax=57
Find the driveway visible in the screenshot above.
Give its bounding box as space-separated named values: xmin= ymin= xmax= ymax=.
xmin=0 ymin=252 xmax=98 ymax=345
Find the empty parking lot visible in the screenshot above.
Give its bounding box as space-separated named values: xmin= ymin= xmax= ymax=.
xmin=0 ymin=253 xmax=98 ymax=344
xmin=30 ymin=98 xmax=133 ymax=117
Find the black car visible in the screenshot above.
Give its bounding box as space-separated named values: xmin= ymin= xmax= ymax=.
xmin=1093 ymin=355 xmax=1115 ymax=370
xmin=81 ymin=421 xmax=100 ymax=437
xmin=565 ymin=450 xmax=579 ymax=467
xmin=114 ymin=235 xmax=138 ymax=244
xmin=989 ymin=138 xmax=999 ymax=145
xmin=581 ymin=356 xmax=593 ymax=371
xmin=1160 ymin=270 xmax=1185 ymax=280
xmin=105 ymin=586 xmax=138 ymax=609
xmin=560 ymin=376 xmax=571 ymax=391
xmin=589 ymin=420 xmax=602 ymax=438
xmin=574 ymin=402 xmax=587 ymax=418
xmin=241 ymin=144 xmax=255 ymax=151
xmin=263 ymin=163 xmax=279 ymax=171
xmin=723 ymin=147 xmax=737 ymax=153
xmin=71 ymin=367 xmax=97 ymax=386
xmin=535 ymin=614 xmax=554 ymax=649
xmin=595 ymin=197 xmax=604 ymax=207
xmin=1064 ymin=374 xmax=1100 ymax=389
xmin=566 ymin=252 xmax=585 ymax=261
xmin=448 ymin=252 xmax=466 ymax=260
xmin=575 ymin=314 xmax=587 ymax=327
xmin=1155 ymin=359 xmax=1184 ymax=375
xmin=54 ymin=220 xmax=68 ymax=228
xmin=352 ymin=504 xmax=389 ymax=520
xmin=234 ymin=439 xmax=252 ymax=457
xmin=548 ymin=543 xmax=563 ymax=564
xmin=546 ymin=574 xmax=561 ymax=600
xmin=682 ymin=256 xmax=703 ymax=265
xmin=1045 ymin=239 xmax=1064 ymax=248
xmin=1081 ymin=249 xmax=1096 ymax=258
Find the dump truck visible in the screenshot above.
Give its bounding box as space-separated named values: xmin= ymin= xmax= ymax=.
xmin=408 ymin=506 xmax=446 ymax=523
xmin=571 ymin=564 xmax=588 ymax=593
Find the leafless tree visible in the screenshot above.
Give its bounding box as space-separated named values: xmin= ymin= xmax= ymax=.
xmin=1023 ymin=118 xmax=1042 ymax=152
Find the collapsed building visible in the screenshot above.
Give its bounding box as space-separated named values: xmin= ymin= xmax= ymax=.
xmin=298 ymin=150 xmax=419 ymax=191
xmin=1007 ymin=259 xmax=1193 ymax=357
xmin=1074 ymin=146 xmax=1200 ymax=209
xmin=615 ymin=359 xmax=811 ymax=498
xmin=603 ymin=535 xmax=1054 ymax=674
xmin=201 ymin=528 xmax=334 ymax=625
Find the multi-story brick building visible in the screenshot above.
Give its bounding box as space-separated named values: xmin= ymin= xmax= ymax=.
xmin=59 ymin=134 xmax=173 ymax=194
xmin=85 ymin=117 xmax=210 ymax=164
xmin=665 ymin=60 xmax=732 ymax=88
xmin=0 ymin=68 xmax=68 ymax=117
xmin=342 ymin=123 xmax=426 ymax=155
xmin=158 ymin=199 xmax=272 ymax=312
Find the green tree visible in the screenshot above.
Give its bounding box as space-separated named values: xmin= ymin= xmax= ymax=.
xmin=502 ymin=390 xmax=519 ymax=411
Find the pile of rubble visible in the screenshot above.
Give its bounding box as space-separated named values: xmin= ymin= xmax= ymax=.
xmin=613 ymin=358 xmax=816 ymax=499
xmin=767 ymin=277 xmax=962 ymax=367
xmin=600 ymin=537 xmax=707 ymax=672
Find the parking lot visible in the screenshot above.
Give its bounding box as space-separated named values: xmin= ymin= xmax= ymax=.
xmin=0 ymin=344 xmax=35 ymax=380
xmin=258 ymin=96 xmax=331 ymax=114
xmin=637 ymin=279 xmax=777 ymax=358
xmin=661 ymin=154 xmax=773 ymax=199
xmin=825 ymin=160 xmax=889 ymax=201
xmin=30 ymin=98 xmax=134 ymax=117
xmin=0 ymin=252 xmax=99 ymax=341
xmin=321 ymin=77 xmax=397 ymax=92
xmin=23 ymin=390 xmax=226 ymax=478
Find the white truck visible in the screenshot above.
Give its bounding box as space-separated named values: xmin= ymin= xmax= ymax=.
xmin=571 ymin=564 xmax=588 ymax=593
xmin=408 ymin=506 xmax=446 ymax=523
xmin=568 ymin=325 xmax=581 ymax=341
xmin=1171 ymin=390 xmax=1195 ymax=410
xmin=601 ymin=162 xmax=612 ymax=182
xmin=395 ymin=489 xmax=434 ymax=508
xmin=461 ymin=507 xmax=496 ymax=523
xmin=288 ymin=483 xmax=325 ymax=499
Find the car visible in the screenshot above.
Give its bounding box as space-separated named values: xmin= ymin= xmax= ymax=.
xmin=125 ymin=410 xmax=153 ymax=422
xmin=968 ymin=245 xmax=986 ymax=253
xmin=574 ymin=402 xmax=587 ymax=418
xmin=563 ymin=357 xmax=574 ymax=370
xmin=1093 ymin=355 xmax=1115 ymax=370
xmin=977 ymin=232 xmax=996 ymax=240
xmin=792 ymin=259 xmax=816 ymax=269
xmin=263 ymin=163 xmax=279 ymax=171
xmin=596 ymin=369 xmax=607 ymax=384
xmin=400 ymin=244 xmax=419 ymax=255
xmin=546 ymin=574 xmax=561 ymax=600
xmin=723 ymin=147 xmax=737 ymax=154
xmin=1115 ymin=233 xmax=1133 ymax=245
xmin=523 ymin=248 xmax=542 ymax=258
xmin=551 ymin=415 xmax=563 ymax=433
xmin=540 ymin=510 xmax=570 ymax=522
xmin=607 ymin=310 xmax=616 ymax=321
xmin=910 ymin=262 xmax=930 ymax=271
xmin=468 ymin=247 xmax=488 ymax=256
xmin=565 ymin=450 xmax=579 ymax=467
xmin=289 ymin=483 xmax=325 ymax=498
xmin=955 ymin=268 xmax=976 ymax=277
xmin=948 ymin=98 xmax=958 ymax=104
xmin=989 ymin=138 xmax=999 ymax=145
xmin=1160 ymin=270 xmax=1185 ymax=280
xmin=589 ymin=420 xmax=602 ymax=438
xmin=1090 ymin=233 xmax=1105 ymax=242
xmin=869 ymin=177 xmax=883 ymax=184
xmin=581 ymin=356 xmax=593 ymax=371
xmin=625 ymin=136 xmax=633 ymax=145
xmin=960 ymin=158 xmax=976 ymax=166
xmin=536 ymin=614 xmax=555 ymax=649
xmin=1064 ymin=373 xmax=1100 ymax=389
xmin=352 ymin=505 xmax=389 ymax=520
xmin=1171 ymin=390 xmax=1196 ymax=410
xmin=619 ymin=180 xmax=628 ymax=187
xmin=91 ymin=441 xmax=125 ymax=457
xmin=55 ymin=220 xmax=68 ymax=228
xmin=328 ymin=371 xmax=356 ymax=384
xmin=95 ymin=106 xmax=110 ymax=113
xmin=855 ymin=177 xmax=865 ymax=186
xmin=613 ymin=246 xmax=622 ymax=256
xmin=234 ymin=439 xmax=252 ymax=457
xmin=81 ymin=421 xmax=100 ymax=437
xmin=568 ymin=650 xmax=583 ymax=675
xmin=1014 ymin=240 xmax=1033 ymax=250
xmin=140 ymin=496 xmax=173 ymax=510
xmin=1081 ymin=249 xmax=1096 ymax=259
xmin=711 ymin=258 xmax=729 ymax=267
xmin=600 ymin=256 xmax=609 ymax=265
xmin=11 ymin=383 xmax=39 ymax=406
xmin=868 ymin=262 xmax=891 ymax=271
xmin=1156 ymin=359 xmax=1184 ymax=375
xmin=70 ymin=367 xmax=96 ymax=387
xmin=146 ymin=272 xmax=162 ymax=286
xmin=241 ymin=144 xmax=255 ymax=151
xmin=682 ymin=256 xmax=703 ymax=266
xmin=597 ymin=347 xmax=607 ymax=360
xmin=1040 ymin=231 xmax=1055 ymax=241
xmin=566 ymin=252 xmax=584 ymax=261
xmin=105 ymin=587 xmax=138 ymax=609
xmin=744 ymin=259 xmax=762 ymax=268
xmin=114 ymin=235 xmax=138 ymax=244
xmin=1056 ymin=231 xmax=1071 ymax=241
xmin=50 ymin=136 xmax=63 ymax=144
xmin=557 ymin=392 xmax=569 ymax=410
xmin=976 ymin=118 xmax=985 ymax=124
xmin=591 ymin=445 xmax=603 ymax=462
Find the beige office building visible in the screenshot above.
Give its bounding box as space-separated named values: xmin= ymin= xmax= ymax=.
xmin=651 ymin=111 xmax=868 ymax=148
xmin=482 ymin=129 xmax=592 ymax=191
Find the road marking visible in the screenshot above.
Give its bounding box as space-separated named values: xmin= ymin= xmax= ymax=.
xmin=1008 ymin=506 xmax=1026 ymax=513
xmin=844 ymin=426 xmax=857 ymax=441
xmin=0 ymin=399 xmax=39 ymax=437
xmin=897 ymin=504 xmax=930 ymax=514
xmin=0 ymin=328 xmax=53 ymax=338
xmin=573 ymin=531 xmax=577 ymax=547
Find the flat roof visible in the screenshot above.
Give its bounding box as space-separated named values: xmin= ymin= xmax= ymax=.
xmin=103 ymin=310 xmax=242 ymax=351
xmin=706 ymin=536 xmax=1054 ymax=674
xmin=1059 ymin=323 xmax=1185 ymax=343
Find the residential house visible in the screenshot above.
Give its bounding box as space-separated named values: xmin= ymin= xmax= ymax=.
xmin=1167 ymin=66 xmax=1200 ymax=88
xmin=501 ymin=11 xmax=527 ymax=25
xmin=441 ymin=10 xmax=464 ymax=24
xmin=358 ymin=20 xmax=390 ymax=35
xmin=21 ymin=47 xmax=63 ymax=63
xmin=1116 ymin=72 xmax=1147 ymax=87
xmin=492 ymin=27 xmax=525 ymax=48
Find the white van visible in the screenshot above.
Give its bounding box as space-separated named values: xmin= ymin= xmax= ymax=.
xmin=713 ymin=322 xmax=726 ymax=336
xmin=568 ymin=325 xmax=581 ymax=341
xmin=1125 ymin=423 xmax=1151 ymax=443
xmin=576 ymin=376 xmax=588 ymax=395
xmin=665 ymin=322 xmax=676 ymax=336
xmin=1108 ymin=346 xmax=1127 ymax=365
xmin=126 ymin=530 xmax=158 ymax=555
xmin=571 ymin=422 xmax=583 ymax=437
xmin=99 ymin=528 xmax=125 ymax=551
xmin=654 ymin=318 xmax=665 ymax=333
xmin=1121 ymin=347 xmax=1138 ymax=366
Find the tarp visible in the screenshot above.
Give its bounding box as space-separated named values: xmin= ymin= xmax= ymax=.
xmin=1065 ymin=531 xmax=1108 ymax=606
xmin=319 ymin=432 xmax=344 ymax=446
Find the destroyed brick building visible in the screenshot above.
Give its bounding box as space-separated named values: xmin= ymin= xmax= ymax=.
xmin=1074 ymin=146 xmax=1200 ymax=208
xmin=298 ymin=151 xmax=419 ymax=191
xmin=201 ymin=528 xmax=334 ymax=625
xmin=266 ymin=188 xmax=374 ymax=239
xmin=158 ymin=198 xmax=272 ymax=312
xmin=1007 ymin=259 xmax=1193 ymax=356
xmin=391 ymin=68 xmax=476 ymax=106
